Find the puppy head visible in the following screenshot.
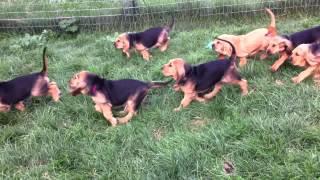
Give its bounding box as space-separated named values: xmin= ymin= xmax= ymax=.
xmin=114 ymin=33 xmax=130 ymax=49
xmin=69 ymin=71 xmax=90 ymax=96
xmin=291 ymin=44 xmax=309 ymax=67
xmin=213 ymin=37 xmax=233 ymax=56
xmin=162 ymin=58 xmax=189 ymax=81
xmin=266 ymin=36 xmax=291 ymax=54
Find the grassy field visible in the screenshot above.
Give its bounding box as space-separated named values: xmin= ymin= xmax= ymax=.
xmin=0 ymin=14 xmax=320 ymax=179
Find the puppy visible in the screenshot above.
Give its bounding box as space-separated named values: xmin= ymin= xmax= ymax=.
xmin=114 ymin=16 xmax=174 ymax=61
xmin=162 ymin=38 xmax=248 ymax=111
xmin=212 ymin=8 xmax=276 ymax=67
xmin=0 ymin=48 xmax=61 ymax=112
xmin=266 ymin=25 xmax=320 ymax=72
xmin=290 ymin=42 xmax=320 ymax=83
xmin=68 ymin=71 xmax=171 ymax=126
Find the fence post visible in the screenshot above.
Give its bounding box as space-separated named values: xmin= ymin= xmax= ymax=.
xmin=122 ymin=0 xmax=139 ymax=30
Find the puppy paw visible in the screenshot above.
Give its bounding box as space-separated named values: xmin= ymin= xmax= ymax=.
xmin=173 ymin=84 xmax=180 ymax=91
xmin=174 ymin=107 xmax=181 ymax=112
xmin=291 ymin=76 xmax=301 ymax=84
xmin=109 ymin=118 xmax=118 ymax=127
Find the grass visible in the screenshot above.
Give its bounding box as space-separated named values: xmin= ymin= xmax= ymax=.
xmin=0 ymin=14 xmax=320 ymax=179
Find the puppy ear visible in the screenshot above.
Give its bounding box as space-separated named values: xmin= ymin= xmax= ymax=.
xmin=123 ymin=34 xmax=130 ymax=50
xmin=173 ymin=60 xmax=188 ymax=81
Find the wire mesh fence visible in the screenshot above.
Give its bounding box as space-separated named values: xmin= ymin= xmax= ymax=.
xmin=0 ymin=0 xmax=319 ymax=33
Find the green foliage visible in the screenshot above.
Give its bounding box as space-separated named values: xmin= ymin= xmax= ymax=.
xmin=9 ymin=30 xmax=55 ymax=51
xmin=58 ymin=18 xmax=79 ymax=34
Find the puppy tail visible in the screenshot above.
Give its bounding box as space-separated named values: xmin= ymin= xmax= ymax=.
xmin=266 ymin=8 xmax=277 ymax=36
xmin=165 ymin=15 xmax=175 ymax=32
xmin=41 ymin=47 xmax=48 ymax=76
xmin=149 ymin=79 xmax=173 ymax=89
xmin=215 ymin=38 xmax=237 ymax=64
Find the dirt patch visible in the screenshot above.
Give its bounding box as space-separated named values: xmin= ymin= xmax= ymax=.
xmin=223 ymin=161 xmax=235 ymax=175
xmin=153 ymin=128 xmax=165 ymax=141
xmin=189 ymin=117 xmax=207 ymax=131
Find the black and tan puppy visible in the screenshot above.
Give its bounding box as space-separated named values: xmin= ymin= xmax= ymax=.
xmin=114 ymin=16 xmax=174 ymax=61
xmin=68 ymin=71 xmax=171 ymax=126
xmin=266 ymin=25 xmax=320 ymax=72
xmin=0 ymin=48 xmax=61 ymax=112
xmin=162 ymin=38 xmax=248 ymax=111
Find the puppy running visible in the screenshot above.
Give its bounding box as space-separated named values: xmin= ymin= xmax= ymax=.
xmin=266 ymin=25 xmax=320 ymax=72
xmin=212 ymin=8 xmax=276 ymax=67
xmin=290 ymin=42 xmax=320 ymax=83
xmin=114 ymin=16 xmax=174 ymax=61
xmin=68 ymin=71 xmax=171 ymax=126
xmin=162 ymin=39 xmax=248 ymax=111
xmin=0 ymin=48 xmax=61 ymax=112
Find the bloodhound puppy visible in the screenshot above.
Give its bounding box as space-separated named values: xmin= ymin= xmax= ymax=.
xmin=69 ymin=71 xmax=171 ymax=126
xmin=162 ymin=38 xmax=248 ymax=111
xmin=0 ymin=47 xmax=61 ymax=112
xmin=212 ymin=8 xmax=276 ymax=67
xmin=266 ymin=25 xmax=320 ymax=72
xmin=114 ymin=16 xmax=174 ymax=61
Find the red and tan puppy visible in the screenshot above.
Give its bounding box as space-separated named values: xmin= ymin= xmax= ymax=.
xmin=68 ymin=71 xmax=171 ymax=126
xmin=290 ymin=43 xmax=320 ymax=83
xmin=114 ymin=17 xmax=174 ymax=61
xmin=0 ymin=48 xmax=61 ymax=112
xmin=212 ymin=8 xmax=276 ymax=67
xmin=266 ymin=25 xmax=320 ymax=72
xmin=162 ymin=38 xmax=248 ymax=111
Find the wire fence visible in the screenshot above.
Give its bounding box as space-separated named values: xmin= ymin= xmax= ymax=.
xmin=0 ymin=0 xmax=319 ymax=33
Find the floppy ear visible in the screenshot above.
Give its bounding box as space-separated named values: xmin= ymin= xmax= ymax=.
xmin=123 ymin=35 xmax=130 ymax=50
xmin=173 ymin=60 xmax=188 ymax=81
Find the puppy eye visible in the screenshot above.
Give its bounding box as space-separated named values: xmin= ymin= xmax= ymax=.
xmin=295 ymin=53 xmax=299 ymax=56
xmin=272 ymin=44 xmax=276 ymax=48
xmin=169 ymin=64 xmax=172 ymax=67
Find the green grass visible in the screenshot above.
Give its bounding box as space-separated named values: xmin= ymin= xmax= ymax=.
xmin=0 ymin=14 xmax=320 ymax=179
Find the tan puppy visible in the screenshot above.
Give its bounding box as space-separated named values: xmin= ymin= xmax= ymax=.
xmin=212 ymin=8 xmax=276 ymax=67
xmin=266 ymin=25 xmax=320 ymax=72
xmin=290 ymin=43 xmax=320 ymax=83
xmin=114 ymin=17 xmax=174 ymax=61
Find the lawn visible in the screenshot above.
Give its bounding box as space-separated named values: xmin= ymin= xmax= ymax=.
xmin=0 ymin=14 xmax=320 ymax=179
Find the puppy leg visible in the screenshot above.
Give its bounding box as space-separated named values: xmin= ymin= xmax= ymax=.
xmin=159 ymin=41 xmax=169 ymax=52
xmin=122 ymin=49 xmax=131 ymax=58
xmin=260 ymin=53 xmax=268 ymax=60
xmin=238 ymin=79 xmax=249 ymax=95
xmin=118 ymin=100 xmax=136 ymax=124
xmin=140 ymin=50 xmax=152 ymax=61
xmin=173 ymin=84 xmax=181 ymax=91
xmin=239 ymin=57 xmax=247 ymax=67
xmin=14 ymin=101 xmax=25 ymax=111
xmin=203 ymin=83 xmax=223 ymax=100
xmin=48 ymin=81 xmax=61 ymax=102
xmin=271 ymin=53 xmax=289 ymax=72
xmin=95 ymin=104 xmax=102 ymax=113
xmin=174 ymin=93 xmax=195 ymax=111
xmin=0 ymin=102 xmax=10 ymax=112
xmin=292 ymin=66 xmax=317 ymax=84
xmin=99 ymin=103 xmax=117 ymax=126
